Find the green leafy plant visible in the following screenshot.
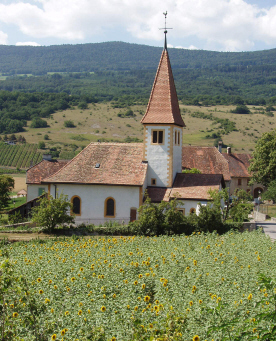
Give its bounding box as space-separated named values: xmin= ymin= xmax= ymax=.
xmin=31 ymin=193 xmax=74 ymax=232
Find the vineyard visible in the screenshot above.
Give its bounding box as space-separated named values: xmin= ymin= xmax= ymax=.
xmin=0 ymin=142 xmax=42 ymax=169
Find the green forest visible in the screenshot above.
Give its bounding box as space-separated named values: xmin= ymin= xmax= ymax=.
xmin=1 ymin=41 xmax=276 ymax=134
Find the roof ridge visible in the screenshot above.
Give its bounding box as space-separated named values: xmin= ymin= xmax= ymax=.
xmin=43 ymin=142 xmax=93 ymax=181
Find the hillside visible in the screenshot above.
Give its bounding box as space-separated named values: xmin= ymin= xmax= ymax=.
xmin=1 ymin=103 xmax=275 ymax=162
xmin=1 ymin=42 xmax=276 ymax=74
xmin=1 ymin=42 xmax=276 ymax=109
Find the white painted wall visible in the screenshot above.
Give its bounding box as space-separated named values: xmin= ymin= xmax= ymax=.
xmin=144 ymin=125 xmax=171 ymax=187
xmin=172 ymin=127 xmax=183 ymax=182
xmin=179 ymin=199 xmax=208 ymax=216
xmin=49 ymin=184 xmax=140 ymax=225
xmin=27 ymin=184 xmax=47 ymax=201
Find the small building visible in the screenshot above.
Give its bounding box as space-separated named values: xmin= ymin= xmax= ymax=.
xmin=17 ymin=189 xmax=27 ymax=197
xmin=222 ymin=147 xmax=264 ymax=199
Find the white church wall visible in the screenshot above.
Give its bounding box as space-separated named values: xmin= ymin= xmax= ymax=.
xmin=144 ymin=125 xmax=171 ymax=187
xmin=49 ymin=184 xmax=140 ymax=225
xmin=172 ymin=126 xmax=183 ymax=182
xmin=27 ymin=184 xmax=48 ymax=202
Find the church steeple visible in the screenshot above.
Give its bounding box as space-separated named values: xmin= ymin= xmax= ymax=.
xmin=141 ymin=12 xmax=185 ymax=127
xmin=140 ymin=49 xmax=185 ymax=127
xmin=141 ymin=14 xmax=185 ymax=188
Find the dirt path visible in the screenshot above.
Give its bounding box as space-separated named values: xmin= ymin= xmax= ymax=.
xmin=0 ymin=232 xmax=54 ymax=242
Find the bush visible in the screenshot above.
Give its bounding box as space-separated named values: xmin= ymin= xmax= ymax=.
xmin=231 ymin=105 xmax=250 ymax=114
xmin=31 ymin=193 xmax=74 ymax=232
xmin=38 ymin=141 xmax=45 ymax=149
xmin=64 ymin=120 xmax=75 ymax=128
xmin=30 ymin=117 xmax=48 ymax=128
xmin=78 ymin=102 xmax=88 ymax=110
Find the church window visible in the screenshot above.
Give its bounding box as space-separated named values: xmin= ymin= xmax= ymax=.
xmin=238 ymin=179 xmax=242 ymax=186
xmin=151 ymin=178 xmax=156 ymax=186
xmin=175 ymin=131 xmax=180 ymax=145
xmin=152 ymin=130 xmax=164 ymax=144
xmin=71 ymin=196 xmax=81 ymax=216
xmin=105 ymin=197 xmax=116 ymax=217
xmin=178 ymin=208 xmax=185 ymax=216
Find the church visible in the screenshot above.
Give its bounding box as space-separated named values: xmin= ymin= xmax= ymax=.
xmin=26 ymin=35 xmax=225 ymax=225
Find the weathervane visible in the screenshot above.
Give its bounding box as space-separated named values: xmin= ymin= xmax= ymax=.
xmin=159 ymin=11 xmax=172 ymax=50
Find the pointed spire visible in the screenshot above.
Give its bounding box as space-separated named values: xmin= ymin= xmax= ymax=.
xmin=164 ymin=30 xmax=167 ymax=51
xmin=163 ymin=11 xmax=168 ymax=51
xmin=141 ymin=46 xmax=185 ymax=127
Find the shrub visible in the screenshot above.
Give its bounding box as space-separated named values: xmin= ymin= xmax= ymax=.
xmin=231 ymin=105 xmax=250 ymax=114
xmin=31 ymin=193 xmax=74 ymax=232
xmin=38 ymin=141 xmax=45 ymax=149
xmin=30 ymin=117 xmax=48 ymax=128
xmin=64 ymin=120 xmax=75 ymax=128
xmin=78 ymin=102 xmax=88 ymax=110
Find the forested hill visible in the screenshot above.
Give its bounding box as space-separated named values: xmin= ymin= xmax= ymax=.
xmin=1 ymin=41 xmax=276 ymax=74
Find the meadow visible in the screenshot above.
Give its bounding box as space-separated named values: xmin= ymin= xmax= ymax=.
xmin=1 ymin=230 xmax=276 ymax=340
xmin=6 ymin=103 xmax=275 ymax=157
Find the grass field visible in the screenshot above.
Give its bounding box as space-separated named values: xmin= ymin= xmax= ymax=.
xmin=5 ymin=103 xmax=276 ymax=154
xmin=1 ymin=230 xmax=276 ymax=340
xmin=11 ymin=174 xmax=27 ymax=192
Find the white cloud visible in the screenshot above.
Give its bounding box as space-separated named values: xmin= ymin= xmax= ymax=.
xmin=16 ymin=41 xmax=41 ymax=46
xmin=0 ymin=0 xmax=276 ymax=51
xmin=176 ymin=45 xmax=199 ymax=50
xmin=0 ymin=30 xmax=8 ymax=44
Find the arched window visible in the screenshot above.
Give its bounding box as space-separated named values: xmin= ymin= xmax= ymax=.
xmin=105 ymin=197 xmax=115 ymax=217
xmin=71 ymin=196 xmax=81 ymax=216
xmin=190 ymin=208 xmax=196 ymax=214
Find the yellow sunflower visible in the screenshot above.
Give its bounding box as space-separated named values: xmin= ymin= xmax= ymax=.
xmin=144 ymin=296 xmax=150 ymax=302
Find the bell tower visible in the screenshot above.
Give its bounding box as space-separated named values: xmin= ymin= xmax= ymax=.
xmin=141 ymin=13 xmax=185 ymax=188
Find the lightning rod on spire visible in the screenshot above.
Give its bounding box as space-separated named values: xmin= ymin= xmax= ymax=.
xmin=159 ymin=11 xmax=172 ymax=51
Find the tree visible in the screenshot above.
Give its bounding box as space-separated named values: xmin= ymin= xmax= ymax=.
xmin=182 ymin=168 xmax=201 ymax=174
xmin=64 ymin=120 xmax=75 ymax=128
xmin=133 ymin=194 xmax=185 ymax=236
xmin=261 ymin=180 xmax=276 ymax=203
xmin=30 ymin=117 xmax=48 ymax=128
xmin=249 ymin=130 xmax=276 ymax=186
xmin=0 ymin=175 xmax=14 ymax=212
xmin=38 ymin=141 xmax=45 ymax=149
xmin=231 ymin=105 xmax=250 ymax=114
xmin=208 ymin=188 xmax=253 ymax=223
xmin=31 ymin=193 xmax=75 ymax=231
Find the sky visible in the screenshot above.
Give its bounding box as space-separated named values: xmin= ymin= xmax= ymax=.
xmin=1 ymin=0 xmax=276 ymax=52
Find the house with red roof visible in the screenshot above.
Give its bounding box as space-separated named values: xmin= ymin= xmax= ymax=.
xmin=222 ymin=147 xmax=264 ymax=199
xmin=26 ymin=34 xmax=225 ymax=224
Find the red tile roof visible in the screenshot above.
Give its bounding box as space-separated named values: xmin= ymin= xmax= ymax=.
xmin=182 ymin=146 xmax=231 ymax=181
xmin=146 ymin=187 xmax=170 ymax=203
xmin=42 ymin=143 xmax=147 ymax=186
xmin=222 ymin=152 xmax=251 ymax=178
xmin=147 ymin=173 xmax=224 ymax=202
xmin=141 ymin=49 xmax=185 ymax=127
xmin=26 ymin=160 xmax=69 ymax=184
xmin=171 ymin=173 xmax=224 ymax=200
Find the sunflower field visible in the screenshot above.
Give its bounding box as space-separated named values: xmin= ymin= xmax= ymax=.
xmin=1 ymin=230 xmax=276 ymax=341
